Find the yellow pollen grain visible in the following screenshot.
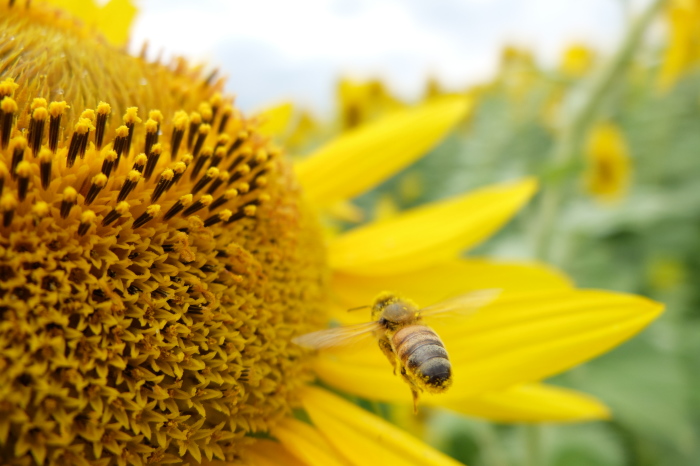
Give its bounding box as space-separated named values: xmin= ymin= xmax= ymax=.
xmin=190 ymin=112 xmax=202 ymax=125
xmin=215 ymin=147 xmax=226 ymax=158
xmin=31 ymin=98 xmax=47 ymax=110
xmin=150 ymin=143 xmax=162 ymax=155
xmin=123 ymin=107 xmax=142 ymax=125
xmin=210 ymin=93 xmax=223 ymax=107
xmin=180 ymin=194 xmax=194 ymax=206
xmin=237 ymin=164 xmax=251 ymax=175
xmin=224 ymin=188 xmax=238 ymax=199
xmin=255 ymin=149 xmax=268 ymax=163
xmin=126 ymin=170 xmax=141 ymax=182
xmin=80 ymin=109 xmax=96 ymax=122
xmin=74 ymin=118 xmax=94 ymax=134
xmin=105 ymin=150 xmax=118 ymax=162
xmin=146 ymin=204 xmax=161 ymax=216
xmin=92 ymin=173 xmax=108 ymax=187
xmin=222 ymin=104 xmax=234 ymax=117
xmin=1 ymin=97 xmax=17 ymax=113
xmin=80 ymin=210 xmax=96 ymax=223
xmin=145 ymin=119 xmax=158 ymax=133
xmin=48 ymin=101 xmax=68 ymax=117
xmin=134 ymin=153 xmax=148 ymax=166
xmin=160 ymin=169 xmax=175 ymax=181
xmin=0 ymin=77 xmax=19 ymax=97
xmin=149 ymin=109 xmax=164 ymax=124
xmin=239 ymin=147 xmax=253 ymax=157
xmin=173 ymin=110 xmax=189 ymax=130
xmin=199 ymin=124 xmax=211 ymax=136
xmin=172 ymin=162 xmax=186 ymax=175
xmin=115 ymin=201 xmax=130 ymax=215
xmin=205 ymin=167 xmax=219 ymax=179
xmin=237 ymin=182 xmax=250 ymax=193
xmin=199 ymin=102 xmax=213 ymax=121
xmin=0 ymin=193 xmax=17 ymax=211
xmin=244 ymin=205 xmax=257 ymax=216
xmin=218 ymin=171 xmax=230 ymax=181
xmin=258 ymin=192 xmax=271 ymax=203
xmin=32 ymin=107 xmax=48 ymax=121
xmin=181 ymin=154 xmax=193 ymax=166
xmin=16 ymin=161 xmax=31 ymax=178
xmin=97 ymin=102 xmax=111 ymax=115
xmin=63 ymin=186 xmax=78 ymax=203
xmin=218 ymin=134 xmax=231 ymax=145
xmin=39 ymin=148 xmax=52 ymax=163
xmin=200 ymin=195 xmax=213 ymax=206
xmin=219 ymin=209 xmax=233 ymax=221
xmin=115 ymin=125 xmax=129 ymax=137
xmin=32 ymin=201 xmax=50 ymax=217
xmin=256 ymin=176 xmax=268 ymax=187
xmin=201 ymin=146 xmax=213 ymax=157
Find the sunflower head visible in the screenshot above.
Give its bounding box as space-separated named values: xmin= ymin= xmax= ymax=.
xmin=0 ymin=2 xmax=328 ymax=464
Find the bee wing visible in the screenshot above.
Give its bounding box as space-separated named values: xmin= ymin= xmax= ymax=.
xmin=419 ymin=289 xmax=501 ymax=320
xmin=292 ymin=321 xmax=380 ymax=350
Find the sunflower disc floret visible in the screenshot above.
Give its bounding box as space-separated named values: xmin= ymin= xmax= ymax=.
xmin=0 ymin=3 xmax=328 ymax=464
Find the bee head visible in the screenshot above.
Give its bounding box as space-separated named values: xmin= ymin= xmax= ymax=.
xmin=372 ymin=292 xmax=419 ymax=327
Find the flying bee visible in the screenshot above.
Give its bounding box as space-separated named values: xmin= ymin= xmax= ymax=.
xmin=292 ymin=289 xmax=499 ymax=413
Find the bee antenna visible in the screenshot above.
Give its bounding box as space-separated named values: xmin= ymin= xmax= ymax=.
xmin=347 ymin=304 xmax=370 ymax=312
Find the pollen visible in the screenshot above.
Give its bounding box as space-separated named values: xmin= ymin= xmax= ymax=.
xmin=0 ymin=2 xmax=328 ymax=464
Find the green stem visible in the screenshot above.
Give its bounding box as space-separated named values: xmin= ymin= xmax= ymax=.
xmin=524 ymin=425 xmax=541 ymax=466
xmin=533 ymin=0 xmax=666 ymax=261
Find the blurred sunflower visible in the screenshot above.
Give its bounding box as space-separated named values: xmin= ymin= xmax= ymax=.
xmin=584 ymin=121 xmax=631 ymax=202
xmin=0 ymin=1 xmax=662 ymax=466
xmin=560 ymin=43 xmax=596 ymax=78
xmin=659 ymin=0 xmax=700 ymax=90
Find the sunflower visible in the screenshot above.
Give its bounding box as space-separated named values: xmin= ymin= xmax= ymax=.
xmin=659 ymin=0 xmax=700 ymax=90
xmin=0 ymin=1 xmax=662 ymax=465
xmin=584 ymin=121 xmax=631 ymax=202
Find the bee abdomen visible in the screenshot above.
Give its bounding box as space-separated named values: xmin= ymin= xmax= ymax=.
xmin=393 ymin=325 xmax=452 ymax=391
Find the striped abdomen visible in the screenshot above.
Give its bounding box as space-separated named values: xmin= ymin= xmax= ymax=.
xmin=393 ymin=325 xmax=452 ymax=393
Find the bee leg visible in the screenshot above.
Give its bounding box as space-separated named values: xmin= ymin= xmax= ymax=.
xmin=411 ymin=390 xmax=420 ymax=414
xmin=377 ymin=337 xmax=398 ymax=375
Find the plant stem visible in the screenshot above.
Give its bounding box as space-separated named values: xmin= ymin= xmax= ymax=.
xmin=524 ymin=425 xmax=541 ymax=466
xmin=533 ymin=0 xmax=665 ymax=261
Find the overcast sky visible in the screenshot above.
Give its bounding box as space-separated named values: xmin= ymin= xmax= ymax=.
xmin=130 ymin=0 xmax=652 ymax=114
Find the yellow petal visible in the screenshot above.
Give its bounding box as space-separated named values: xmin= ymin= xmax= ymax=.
xmin=312 ymin=289 xmax=662 ymax=401
xmin=271 ymin=417 xmax=351 ymax=466
xmin=431 ymin=384 xmax=610 ymax=423
xmin=328 ymin=178 xmax=537 ymax=276
xmin=244 ymin=439 xmax=307 ymax=466
xmin=301 ymin=387 xmax=464 ymax=466
xmin=296 ymin=95 xmax=471 ymax=207
xmin=331 ymin=258 xmax=572 ymax=324
xmin=257 ymin=102 xmax=294 ymax=138
xmin=47 ymin=0 xmax=138 ymax=46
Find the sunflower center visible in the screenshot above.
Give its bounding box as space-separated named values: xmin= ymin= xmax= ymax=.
xmin=0 ymin=3 xmax=328 ymax=464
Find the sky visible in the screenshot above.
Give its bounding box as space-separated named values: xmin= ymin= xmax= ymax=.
xmin=130 ymin=0 xmax=650 ymax=115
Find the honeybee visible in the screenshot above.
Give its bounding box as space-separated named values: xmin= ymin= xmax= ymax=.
xmin=293 ymin=289 xmax=499 ymax=412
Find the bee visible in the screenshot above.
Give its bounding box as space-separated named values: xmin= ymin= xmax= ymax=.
xmin=293 ymin=289 xmax=499 ymax=412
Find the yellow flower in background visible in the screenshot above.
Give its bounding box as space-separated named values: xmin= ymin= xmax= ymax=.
xmin=584 ymin=121 xmax=632 ymax=201
xmin=560 ymin=43 xmax=596 ymax=78
xmin=0 ymin=2 xmax=663 ymax=465
xmin=337 ymin=77 xmax=405 ymax=130
xmin=660 ymin=0 xmax=700 ymax=90
xmin=497 ymin=45 xmax=539 ymax=101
